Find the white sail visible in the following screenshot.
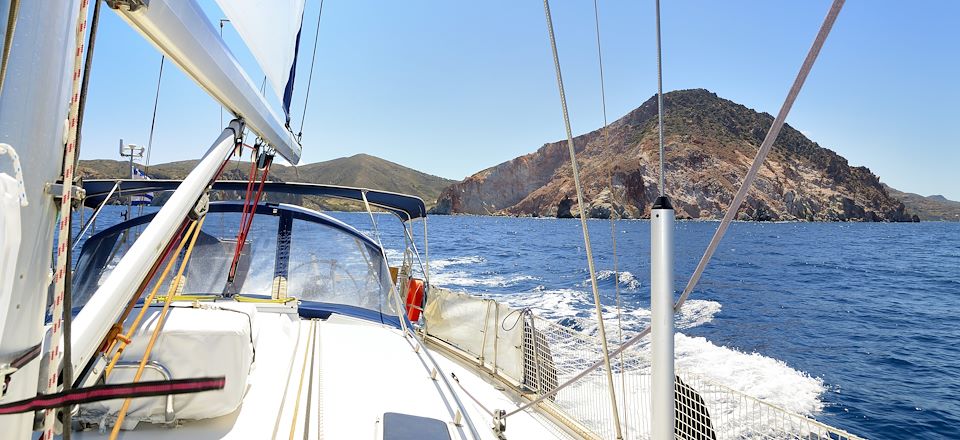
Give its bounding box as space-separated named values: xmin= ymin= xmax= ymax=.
xmin=215 ymin=0 xmax=306 ymax=123
xmin=113 ymin=0 xmax=302 ymax=163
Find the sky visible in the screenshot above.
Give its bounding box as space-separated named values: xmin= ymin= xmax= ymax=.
xmin=79 ymin=1 xmax=959 ymax=200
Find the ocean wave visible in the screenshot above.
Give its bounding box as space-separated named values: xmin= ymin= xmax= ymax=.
xmin=675 ymin=334 xmax=825 ymax=416
xmin=431 ymin=270 xmax=539 ymax=288
xmin=430 ymin=255 xmax=485 ymax=270
xmin=496 ymin=288 xmax=722 ymax=335
xmin=592 ymin=270 xmax=642 ymax=290
xmin=427 ymin=255 xmax=823 ymax=421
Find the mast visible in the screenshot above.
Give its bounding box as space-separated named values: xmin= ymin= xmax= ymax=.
xmin=650 ymin=0 xmax=675 ymax=438
xmin=0 ymin=1 xmax=83 ymax=437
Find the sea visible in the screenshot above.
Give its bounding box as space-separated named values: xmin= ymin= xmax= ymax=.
xmin=75 ymin=206 xmax=960 ymax=439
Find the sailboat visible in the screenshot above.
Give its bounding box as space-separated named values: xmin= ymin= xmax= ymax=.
xmin=0 ymin=0 xmax=864 ymax=439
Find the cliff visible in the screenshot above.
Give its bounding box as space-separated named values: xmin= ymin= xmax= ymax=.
xmin=433 ymin=89 xmax=916 ymax=222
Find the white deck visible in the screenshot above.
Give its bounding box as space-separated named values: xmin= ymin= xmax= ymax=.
xmin=73 ymin=303 xmax=576 ymax=439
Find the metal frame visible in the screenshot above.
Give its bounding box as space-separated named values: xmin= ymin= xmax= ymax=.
xmin=111 ymin=360 xmax=176 ymax=424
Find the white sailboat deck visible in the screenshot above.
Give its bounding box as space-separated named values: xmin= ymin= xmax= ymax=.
xmin=73 ymin=302 xmax=575 ymax=440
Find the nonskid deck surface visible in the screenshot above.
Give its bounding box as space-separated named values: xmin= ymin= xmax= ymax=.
xmin=73 ymin=304 xmax=573 ymax=439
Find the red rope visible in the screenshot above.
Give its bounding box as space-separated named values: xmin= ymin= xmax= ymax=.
xmin=229 ymin=155 xmax=271 ymax=281
xmin=236 ymin=153 xmax=259 ymax=239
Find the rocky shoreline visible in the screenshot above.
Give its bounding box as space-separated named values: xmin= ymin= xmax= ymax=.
xmin=432 ymin=89 xmax=919 ymax=222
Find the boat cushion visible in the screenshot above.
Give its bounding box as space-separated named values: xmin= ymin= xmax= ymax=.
xmin=82 ymin=303 xmax=256 ymax=428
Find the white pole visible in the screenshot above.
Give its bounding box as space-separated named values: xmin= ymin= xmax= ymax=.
xmin=71 ymin=121 xmax=240 ymax=377
xmin=650 ymin=196 xmax=675 ymax=440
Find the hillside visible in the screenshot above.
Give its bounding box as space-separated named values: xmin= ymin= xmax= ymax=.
xmin=77 ymin=153 xmax=454 ymax=210
xmin=883 ymin=185 xmax=960 ymax=221
xmin=433 ymin=89 xmax=917 ymax=222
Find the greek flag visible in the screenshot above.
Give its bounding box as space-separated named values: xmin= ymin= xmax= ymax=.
xmin=131 ymin=167 xmax=154 ymax=206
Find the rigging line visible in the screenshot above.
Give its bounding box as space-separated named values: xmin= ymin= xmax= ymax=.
xmin=507 ymin=0 xmax=845 ymax=417
xmin=72 ymin=0 xmax=102 ymax=172
xmin=655 ymin=0 xmax=666 ymax=196
xmin=104 ymin=221 xmax=200 ymax=378
xmin=230 ymin=159 xmax=271 ymax=281
xmin=609 ymin=177 xmax=629 ymax=430
xmin=109 ymin=215 xmax=208 ymax=440
xmin=101 ymin=220 xmax=190 ymax=358
xmin=539 ymin=1 xmax=623 ymax=438
xmin=102 ymin=148 xmax=232 ymax=360
xmin=144 ymin=55 xmax=165 ymax=173
xmin=298 ymin=0 xmax=325 ymax=137
xmin=359 ymin=190 xmax=409 ymax=333
xmin=0 ymin=0 xmax=20 ymax=96
xmin=45 ymin=0 xmax=92 ymax=437
xmin=592 ymin=0 xmax=629 ymax=432
xmin=288 ymin=320 xmax=316 ymax=440
xmin=676 ymin=0 xmax=845 ymax=310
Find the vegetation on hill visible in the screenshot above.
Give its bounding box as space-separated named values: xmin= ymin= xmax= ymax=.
xmin=77 ymin=153 xmax=455 ymax=211
xmin=883 ymin=185 xmax=960 ymax=221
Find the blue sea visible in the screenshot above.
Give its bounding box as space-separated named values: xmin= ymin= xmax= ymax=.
xmin=76 ymin=207 xmax=960 ymax=439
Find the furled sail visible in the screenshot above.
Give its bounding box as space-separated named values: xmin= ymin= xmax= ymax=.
xmin=215 ymin=0 xmax=306 ymax=125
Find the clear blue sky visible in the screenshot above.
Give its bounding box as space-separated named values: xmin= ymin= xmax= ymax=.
xmin=79 ymin=1 xmax=959 ymax=199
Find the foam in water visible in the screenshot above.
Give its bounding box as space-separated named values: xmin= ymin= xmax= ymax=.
xmin=675 ymin=334 xmax=825 ymax=415
xmin=430 ymin=254 xmax=826 ymax=420
xmin=428 ymin=255 xmax=538 ymax=288
xmin=593 ymin=269 xmax=643 ymax=290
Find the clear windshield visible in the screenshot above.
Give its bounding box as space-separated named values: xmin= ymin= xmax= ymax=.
xmin=72 ymin=206 xmax=397 ymax=318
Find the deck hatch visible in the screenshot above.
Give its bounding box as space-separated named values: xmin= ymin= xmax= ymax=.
xmin=382 ymin=412 xmax=451 ymax=440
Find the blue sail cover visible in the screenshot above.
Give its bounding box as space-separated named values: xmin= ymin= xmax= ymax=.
xmin=81 ymin=180 xmax=428 ymax=220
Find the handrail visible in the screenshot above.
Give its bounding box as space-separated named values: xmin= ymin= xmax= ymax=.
xmin=111 ymin=360 xmax=176 ymax=424
xmin=73 ymin=180 xmax=120 ymax=251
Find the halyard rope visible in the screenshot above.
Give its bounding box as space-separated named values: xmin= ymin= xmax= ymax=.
xmin=539 ymin=1 xmax=623 ymax=437
xmin=44 ymin=1 xmax=91 ymax=437
xmin=507 ymin=0 xmax=845 ymax=418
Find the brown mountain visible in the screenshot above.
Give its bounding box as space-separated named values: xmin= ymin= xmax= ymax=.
xmin=883 ymin=185 xmax=960 ymax=222
xmin=432 ymin=89 xmax=917 ymax=222
xmin=77 ymin=153 xmax=455 ymax=210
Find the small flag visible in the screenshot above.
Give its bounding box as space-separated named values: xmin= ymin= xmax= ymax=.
xmin=131 ymin=167 xmax=154 ymax=206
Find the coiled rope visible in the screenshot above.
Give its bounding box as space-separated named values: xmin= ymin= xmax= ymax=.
xmin=538 ymin=1 xmax=623 ymax=438
xmin=506 ymin=0 xmax=845 ymax=418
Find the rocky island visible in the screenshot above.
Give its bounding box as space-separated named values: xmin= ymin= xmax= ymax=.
xmin=432 ymin=89 xmax=917 ymax=222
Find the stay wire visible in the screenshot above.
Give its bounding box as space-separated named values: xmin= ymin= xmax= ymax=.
xmin=298 ymin=0 xmax=325 ymax=138
xmin=506 ymin=0 xmax=845 ymax=418
xmin=655 ymin=0 xmax=665 ymax=195
xmin=145 ymin=55 xmax=164 ymax=173
xmin=593 ymin=0 xmax=629 ymax=433
xmin=538 ymin=1 xmax=623 ymax=438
